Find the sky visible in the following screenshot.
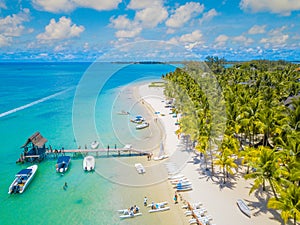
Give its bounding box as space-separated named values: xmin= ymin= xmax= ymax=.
xmin=0 ymin=0 xmax=300 ymax=61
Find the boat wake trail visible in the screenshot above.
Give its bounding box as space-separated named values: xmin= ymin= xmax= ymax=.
xmin=0 ymin=87 xmax=74 ymax=118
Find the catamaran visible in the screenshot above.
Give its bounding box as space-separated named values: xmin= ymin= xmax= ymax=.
xmin=8 ymin=165 xmax=38 ymax=194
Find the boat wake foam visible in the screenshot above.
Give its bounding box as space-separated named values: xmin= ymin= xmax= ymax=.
xmin=0 ymin=87 xmax=73 ymax=118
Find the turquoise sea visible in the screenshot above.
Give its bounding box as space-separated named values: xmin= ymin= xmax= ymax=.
xmin=0 ymin=62 xmax=176 ymax=225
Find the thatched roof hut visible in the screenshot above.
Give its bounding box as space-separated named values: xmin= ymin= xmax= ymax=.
xmin=21 ymin=131 xmax=47 ymax=148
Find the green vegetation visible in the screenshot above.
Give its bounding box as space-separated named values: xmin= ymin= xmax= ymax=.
xmin=148 ymin=81 xmax=165 ymax=87
xmin=163 ymin=58 xmax=300 ymax=224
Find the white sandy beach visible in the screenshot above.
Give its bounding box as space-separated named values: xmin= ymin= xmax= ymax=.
xmin=136 ymin=81 xmax=283 ymax=225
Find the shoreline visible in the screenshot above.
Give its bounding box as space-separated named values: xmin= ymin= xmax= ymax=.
xmin=132 ymin=81 xmax=283 ymax=225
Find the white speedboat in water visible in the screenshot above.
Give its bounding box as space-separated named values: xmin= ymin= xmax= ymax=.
xmin=90 ymin=141 xmax=99 ymax=149
xmin=56 ymin=156 xmax=71 ymax=173
xmin=135 ymin=163 xmax=146 ymax=174
xmin=8 ymin=165 xmax=38 ymax=194
xmin=83 ymin=155 xmax=95 ymax=171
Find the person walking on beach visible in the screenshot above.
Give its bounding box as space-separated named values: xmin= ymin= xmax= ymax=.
xmin=174 ymin=191 xmax=178 ymax=204
xmin=144 ymin=196 xmax=147 ymax=206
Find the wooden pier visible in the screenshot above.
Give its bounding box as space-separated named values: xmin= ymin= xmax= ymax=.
xmin=45 ymin=147 xmax=150 ymax=158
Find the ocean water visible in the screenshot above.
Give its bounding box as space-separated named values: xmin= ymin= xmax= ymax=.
xmin=0 ymin=62 xmax=176 ymax=225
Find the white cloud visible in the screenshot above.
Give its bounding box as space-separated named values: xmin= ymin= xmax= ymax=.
xmin=0 ymin=34 xmax=11 ymax=47
xmin=32 ymin=0 xmax=121 ymax=13
xmin=166 ymin=2 xmax=204 ymax=28
xmin=199 ymin=9 xmax=218 ymax=24
xmin=168 ymin=30 xmax=203 ymax=50
xmin=260 ymin=26 xmax=289 ymax=46
xmin=109 ymin=15 xmax=142 ymax=38
xmin=240 ymin=0 xmax=300 ymax=16
xmin=135 ymin=5 xmax=168 ymax=28
xmin=248 ymin=25 xmax=266 ymax=34
xmin=127 ymin=0 xmax=163 ymax=9
xmin=115 ymin=28 xmax=142 ymax=38
xmin=109 ymin=1 xmax=167 ymax=39
xmin=0 ymin=8 xmax=30 ymax=37
xmin=214 ymin=34 xmax=229 ymax=47
xmin=36 ymin=17 xmax=85 ymax=41
xmin=232 ymin=35 xmax=254 ymax=45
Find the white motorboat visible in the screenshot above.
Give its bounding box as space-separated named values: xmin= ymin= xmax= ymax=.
xmin=135 ymin=163 xmax=146 ymax=174
xmin=56 ymin=156 xmax=71 ymax=173
xmin=237 ymin=199 xmax=251 ymax=217
xmin=83 ymin=155 xmax=95 ymax=171
xmin=8 ymin=165 xmax=38 ymax=194
xmin=148 ymin=202 xmax=170 ymax=213
xmin=91 ymin=141 xmax=99 ymax=149
xmin=136 ymin=122 xmax=149 ymax=129
xmin=130 ymin=115 xmax=145 ymax=124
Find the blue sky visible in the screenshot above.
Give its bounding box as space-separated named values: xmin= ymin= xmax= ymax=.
xmin=0 ymin=0 xmax=300 ymax=61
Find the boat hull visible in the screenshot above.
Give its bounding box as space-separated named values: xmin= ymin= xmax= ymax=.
xmin=8 ymin=165 xmax=38 ymax=194
xmin=83 ymin=156 xmax=95 ymax=171
xmin=237 ymin=199 xmax=251 ymax=217
xmin=56 ymin=156 xmax=71 ymax=173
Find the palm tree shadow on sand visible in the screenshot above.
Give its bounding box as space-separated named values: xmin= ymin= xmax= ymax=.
xmin=245 ymin=186 xmax=291 ymax=225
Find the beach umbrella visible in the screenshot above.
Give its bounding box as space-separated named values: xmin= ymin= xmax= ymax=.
xmin=136 ymin=115 xmax=143 ymax=119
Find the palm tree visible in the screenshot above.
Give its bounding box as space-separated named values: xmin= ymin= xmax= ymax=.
xmin=244 ymin=146 xmax=280 ymax=199
xmin=268 ymin=182 xmax=300 ymax=225
xmin=214 ymin=135 xmax=238 ymax=183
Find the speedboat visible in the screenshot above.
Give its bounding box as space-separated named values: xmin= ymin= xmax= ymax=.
xmin=148 ymin=202 xmax=170 ymax=213
xmin=83 ymin=155 xmax=95 ymax=171
xmin=8 ymin=165 xmax=38 ymax=194
xmin=237 ymin=199 xmax=251 ymax=217
xmin=56 ymin=156 xmax=71 ymax=173
xmin=90 ymin=141 xmax=99 ymax=149
xmin=130 ymin=115 xmax=145 ymax=123
xmin=136 ymin=122 xmax=149 ymax=129
xmin=135 ymin=163 xmax=146 ymax=174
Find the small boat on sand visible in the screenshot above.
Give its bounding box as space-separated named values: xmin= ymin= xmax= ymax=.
xmin=148 ymin=202 xmax=170 ymax=213
xmin=136 ymin=122 xmax=149 ymax=129
xmin=117 ymin=110 xmax=130 ymax=115
xmin=176 ymin=186 xmax=192 ymax=192
xmin=135 ymin=163 xmax=145 ymax=174
xmin=130 ymin=115 xmax=145 ymax=124
xmin=56 ymin=156 xmax=71 ymax=173
xmin=118 ymin=206 xmax=142 ymax=219
xmin=8 ymin=165 xmax=38 ymax=194
xmin=237 ymin=199 xmax=251 ymax=217
xmin=147 ymin=201 xmax=168 ymax=208
xmin=83 ymin=155 xmax=95 ymax=171
xmin=91 ymin=141 xmax=99 ymax=149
